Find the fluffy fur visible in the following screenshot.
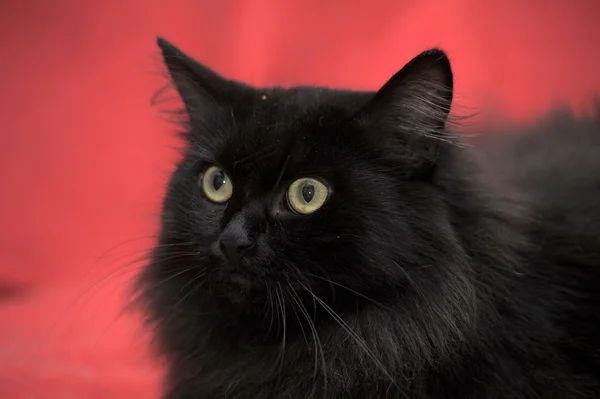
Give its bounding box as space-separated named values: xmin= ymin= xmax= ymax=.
xmin=137 ymin=37 xmax=600 ymax=398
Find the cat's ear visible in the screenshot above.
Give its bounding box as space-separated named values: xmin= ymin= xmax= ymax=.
xmin=364 ymin=49 xmax=453 ymax=134
xmin=157 ymin=37 xmax=244 ymax=116
xmin=359 ymin=49 xmax=454 ymax=176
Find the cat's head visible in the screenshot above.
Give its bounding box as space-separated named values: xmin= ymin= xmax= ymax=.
xmin=146 ymin=38 xmax=465 ymax=321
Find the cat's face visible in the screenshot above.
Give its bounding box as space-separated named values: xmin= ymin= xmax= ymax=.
xmin=148 ymin=38 xmax=458 ymax=318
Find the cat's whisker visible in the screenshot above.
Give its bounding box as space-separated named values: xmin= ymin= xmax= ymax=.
xmin=274 ymin=284 xmax=288 ymax=394
xmin=391 ymin=260 xmax=438 ymax=317
xmin=305 ymin=272 xmax=390 ymax=310
xmin=301 ymin=283 xmax=398 ymax=389
xmin=290 ymin=288 xmax=327 ymax=399
xmin=247 ymin=146 xmax=280 ymax=167
xmin=150 ymin=241 xmax=202 ymax=249
xmin=301 ymin=262 xmax=336 ymax=301
xmin=91 ymin=264 xmax=204 ymax=348
xmin=167 ymin=270 xmax=207 ymax=317
xmin=274 ymin=153 xmax=292 ymax=190
xmin=66 ymin=254 xmax=150 ymax=315
xmin=233 ymin=143 xmax=278 ymax=167
xmin=289 ymin=289 xmax=310 ymax=349
xmin=264 ymin=287 xmax=276 ymax=339
xmin=128 ymin=266 xmax=202 ymax=323
xmin=91 ymin=235 xmax=157 ymax=261
xmin=47 ymin=256 xmax=147 ymax=348
xmin=136 ymin=265 xmax=199 ymax=299
xmin=259 ymin=284 xmax=273 ymax=321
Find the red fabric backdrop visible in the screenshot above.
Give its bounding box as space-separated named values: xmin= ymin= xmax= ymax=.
xmin=1 ymin=1 xmax=599 ymax=397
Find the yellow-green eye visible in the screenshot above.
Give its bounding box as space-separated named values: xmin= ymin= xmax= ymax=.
xmin=200 ymin=165 xmax=233 ymax=203
xmin=287 ymin=178 xmax=329 ymax=214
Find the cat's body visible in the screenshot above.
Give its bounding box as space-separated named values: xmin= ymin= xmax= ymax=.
xmin=138 ymin=38 xmax=600 ymax=398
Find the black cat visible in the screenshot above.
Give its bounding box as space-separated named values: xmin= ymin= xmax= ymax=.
xmin=137 ymin=37 xmax=600 ymax=398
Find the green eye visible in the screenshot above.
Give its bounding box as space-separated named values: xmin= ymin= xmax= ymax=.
xmin=287 ymin=178 xmax=329 ymax=214
xmin=200 ymin=165 xmax=233 ymax=203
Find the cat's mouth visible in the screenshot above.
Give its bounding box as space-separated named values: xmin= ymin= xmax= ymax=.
xmin=229 ymin=271 xmax=253 ymax=287
xmin=213 ymin=267 xmax=261 ymax=291
xmin=210 ymin=255 xmax=265 ymax=290
xmin=209 ymin=269 xmax=266 ymax=306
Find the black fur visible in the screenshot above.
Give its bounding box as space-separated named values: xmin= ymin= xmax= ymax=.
xmin=137 ymin=37 xmax=600 ymax=398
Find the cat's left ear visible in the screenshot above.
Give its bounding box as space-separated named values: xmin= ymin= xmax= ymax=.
xmin=359 ymin=49 xmax=454 ymax=175
xmin=157 ymin=37 xmax=246 ymax=119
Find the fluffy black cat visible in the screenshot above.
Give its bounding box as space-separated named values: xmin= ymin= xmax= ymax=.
xmin=138 ymin=37 xmax=600 ymax=398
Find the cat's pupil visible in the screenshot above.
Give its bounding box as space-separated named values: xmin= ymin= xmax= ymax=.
xmin=302 ymin=182 xmax=315 ymax=203
xmin=212 ymin=170 xmax=226 ymax=191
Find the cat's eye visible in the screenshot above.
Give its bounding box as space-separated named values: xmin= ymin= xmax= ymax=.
xmin=200 ymin=165 xmax=233 ymax=203
xmin=286 ymin=178 xmax=329 ymax=215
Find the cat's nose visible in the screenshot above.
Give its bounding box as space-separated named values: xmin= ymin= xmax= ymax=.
xmin=217 ymin=214 xmax=254 ymax=264
xmin=219 ymin=234 xmax=252 ymax=263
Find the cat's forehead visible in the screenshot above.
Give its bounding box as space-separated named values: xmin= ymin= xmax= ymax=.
xmin=216 ymin=88 xmax=369 ymax=186
xmin=229 ymin=87 xmax=370 ymax=149
xmin=237 ymin=87 xmax=368 ymax=128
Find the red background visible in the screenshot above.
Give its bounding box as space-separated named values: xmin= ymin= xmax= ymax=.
xmin=1 ymin=1 xmax=599 ymax=397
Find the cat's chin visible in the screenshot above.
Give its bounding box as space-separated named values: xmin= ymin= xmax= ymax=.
xmin=209 ymin=269 xmax=265 ymax=306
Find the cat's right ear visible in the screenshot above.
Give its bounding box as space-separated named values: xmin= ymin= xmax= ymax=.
xmin=157 ymin=37 xmax=242 ymax=117
xmin=355 ymin=49 xmax=455 ymax=178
